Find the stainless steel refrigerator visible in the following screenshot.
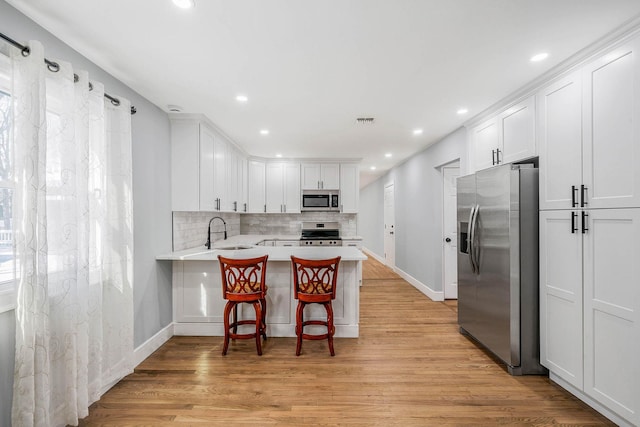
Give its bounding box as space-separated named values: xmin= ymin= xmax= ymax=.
xmin=457 ymin=163 xmax=546 ymax=375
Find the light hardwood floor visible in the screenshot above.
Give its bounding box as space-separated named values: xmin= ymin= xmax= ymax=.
xmin=79 ymin=257 xmax=614 ymax=426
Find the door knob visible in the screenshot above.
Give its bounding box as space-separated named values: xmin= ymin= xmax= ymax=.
xmin=445 ymin=237 xmax=451 ymax=242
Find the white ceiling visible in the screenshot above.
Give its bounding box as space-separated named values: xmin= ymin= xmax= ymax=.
xmin=6 ymin=0 xmax=640 ymax=187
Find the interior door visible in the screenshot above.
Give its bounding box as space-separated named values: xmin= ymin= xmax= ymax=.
xmin=384 ymin=183 xmax=395 ymax=268
xmin=443 ymin=164 xmax=460 ymax=299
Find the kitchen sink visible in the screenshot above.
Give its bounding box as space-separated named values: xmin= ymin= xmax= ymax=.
xmin=215 ymin=244 xmax=254 ymax=250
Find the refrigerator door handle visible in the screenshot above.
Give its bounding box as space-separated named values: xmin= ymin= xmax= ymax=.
xmin=472 ymin=204 xmax=480 ymax=274
xmin=467 ymin=205 xmax=477 ymax=274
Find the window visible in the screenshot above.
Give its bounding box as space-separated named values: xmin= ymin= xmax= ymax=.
xmin=0 ymin=50 xmax=15 ymax=313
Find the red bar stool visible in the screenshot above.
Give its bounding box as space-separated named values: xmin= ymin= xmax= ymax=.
xmin=290 ymin=256 xmax=341 ymax=356
xmin=218 ymin=255 xmax=268 ymax=356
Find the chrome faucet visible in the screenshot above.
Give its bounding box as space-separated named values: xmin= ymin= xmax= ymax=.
xmin=205 ymin=216 xmax=227 ymax=249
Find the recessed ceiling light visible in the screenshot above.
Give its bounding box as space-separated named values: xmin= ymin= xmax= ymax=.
xmin=172 ymin=0 xmax=195 ymax=9
xmin=260 ymin=129 xmax=269 ymax=135
xmin=385 ymin=153 xmax=392 ymax=158
xmin=275 ymin=153 xmax=282 ymax=158
xmin=413 ymin=129 xmax=423 ymax=135
xmin=167 ymin=104 xmax=183 ymax=113
xmin=236 ymin=95 xmax=248 ymax=102
xmin=457 ymin=108 xmax=468 ymax=115
xmin=370 ymin=166 xmax=377 ymax=170
xmin=530 ymin=52 xmax=549 ymax=62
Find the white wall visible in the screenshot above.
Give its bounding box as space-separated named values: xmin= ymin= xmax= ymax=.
xmin=0 ymin=3 xmax=173 ymax=425
xmin=359 ymin=127 xmax=468 ymax=295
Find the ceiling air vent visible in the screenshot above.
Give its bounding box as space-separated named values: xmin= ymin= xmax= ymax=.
xmin=356 ymin=117 xmax=375 ymax=124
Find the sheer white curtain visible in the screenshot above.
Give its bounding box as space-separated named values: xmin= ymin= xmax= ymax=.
xmin=10 ymin=40 xmax=134 ymax=427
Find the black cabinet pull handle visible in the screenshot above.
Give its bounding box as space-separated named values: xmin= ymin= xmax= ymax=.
xmin=571 ymin=185 xmax=579 ymax=207
xmin=496 ymin=148 xmax=502 ymax=164
xmin=581 ymin=185 xmax=588 ymax=207
xmin=571 ymin=211 xmax=578 ymax=234
xmin=492 ymin=149 xmax=496 ymax=165
xmin=582 ymin=211 xmax=589 ymax=234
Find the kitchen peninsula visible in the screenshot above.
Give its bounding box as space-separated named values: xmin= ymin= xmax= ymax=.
xmin=157 ymin=235 xmax=367 ymax=338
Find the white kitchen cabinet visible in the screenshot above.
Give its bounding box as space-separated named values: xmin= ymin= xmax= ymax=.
xmin=582 ymin=209 xmax=640 ymax=425
xmin=582 ymin=39 xmax=640 ymax=209
xmin=247 ymin=160 xmax=266 ymax=213
xmin=198 ymin=124 xmax=216 ymax=211
xmin=301 ymin=162 xmax=340 ymax=190
xmin=225 ymin=148 xmax=246 ymax=212
xmin=539 ymin=38 xmax=640 ymax=211
xmin=340 ymin=163 xmax=359 ymax=213
xmin=470 ymin=96 xmax=536 ymax=172
xmin=470 ymin=117 xmax=499 ymax=171
xmin=238 ymin=156 xmax=247 ymax=212
xmin=501 ymin=96 xmax=536 ymax=164
xmin=265 ymin=162 xmax=300 ymax=213
xmin=539 ymin=210 xmax=584 ymax=390
xmin=212 ymin=137 xmax=227 ymax=211
xmin=171 ymin=115 xmax=241 ymax=212
xmin=537 ymin=71 xmax=583 ymax=210
xmin=540 ymin=208 xmax=640 ymax=426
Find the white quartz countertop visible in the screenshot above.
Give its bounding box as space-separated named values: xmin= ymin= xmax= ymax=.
xmin=156 ymin=235 xmax=367 ymax=261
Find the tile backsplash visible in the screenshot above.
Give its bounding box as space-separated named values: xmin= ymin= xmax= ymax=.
xmin=172 ymin=212 xmax=241 ymax=251
xmin=240 ymin=213 xmax=357 ymax=236
xmin=172 ymin=211 xmax=357 ymax=251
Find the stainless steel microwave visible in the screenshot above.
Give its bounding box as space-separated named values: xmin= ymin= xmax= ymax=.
xmin=301 ymin=190 xmax=340 ymax=212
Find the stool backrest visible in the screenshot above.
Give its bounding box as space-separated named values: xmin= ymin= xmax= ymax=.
xmin=218 ymin=255 xmax=268 ymax=301
xmin=291 ymin=256 xmax=341 ymax=301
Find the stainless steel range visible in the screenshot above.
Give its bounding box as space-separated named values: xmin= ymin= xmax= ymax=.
xmin=300 ymin=221 xmax=342 ymax=246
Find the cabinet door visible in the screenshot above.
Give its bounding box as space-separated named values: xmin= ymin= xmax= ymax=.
xmin=539 ymin=210 xmax=583 ymax=389
xmin=583 ymin=38 xmax=640 ymax=209
xmin=538 ymin=71 xmax=583 ymax=210
xmin=471 ymin=117 xmax=499 ymax=171
xmin=340 ymin=163 xmax=359 ymax=213
xmin=583 ymin=209 xmax=640 ymax=425
xmin=238 ymin=156 xmax=247 ymax=212
xmin=320 ymin=163 xmax=340 ymax=189
xmin=501 ymin=96 xmax=536 ymax=164
xmin=213 ymin=137 xmax=227 ymax=211
xmin=247 ymin=160 xmax=265 ymax=213
xmin=265 ymin=163 xmax=284 ymax=213
xmin=301 ymin=163 xmax=321 ymax=189
xmin=227 ymin=148 xmax=238 ymax=211
xmin=199 ymin=124 xmax=216 ymax=211
xmin=283 ymin=163 xmax=300 ymax=213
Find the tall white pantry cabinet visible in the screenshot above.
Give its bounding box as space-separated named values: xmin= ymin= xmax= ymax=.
xmin=538 ymin=34 xmax=640 ymax=426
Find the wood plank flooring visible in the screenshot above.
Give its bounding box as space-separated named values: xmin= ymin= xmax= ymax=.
xmin=79 ymin=257 xmax=614 ymax=426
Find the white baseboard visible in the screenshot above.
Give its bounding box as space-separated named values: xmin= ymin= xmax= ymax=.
xmin=549 ymin=372 xmax=633 ymax=427
xmin=133 ymin=323 xmax=174 ymax=367
xmin=362 ymin=247 xmax=385 ymax=264
xmin=394 ymin=267 xmax=444 ymax=302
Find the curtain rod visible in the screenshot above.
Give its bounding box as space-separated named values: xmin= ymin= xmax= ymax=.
xmin=0 ymin=31 xmax=137 ymax=115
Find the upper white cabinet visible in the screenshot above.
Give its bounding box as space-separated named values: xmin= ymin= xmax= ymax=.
xmin=265 ymin=162 xmax=301 ymax=213
xmin=247 ymin=160 xmax=266 ymax=213
xmin=537 ymin=71 xmax=583 ymax=210
xmin=171 ymin=115 xmax=244 ymax=212
xmin=539 ymin=37 xmax=640 ymax=210
xmin=301 ymin=163 xmax=340 ymax=190
xmin=470 ymin=96 xmax=536 ymax=171
xmin=340 ymin=163 xmax=359 ymax=213
xmin=471 ymin=117 xmax=500 ymax=171
xmin=582 ymin=39 xmax=640 ymax=209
